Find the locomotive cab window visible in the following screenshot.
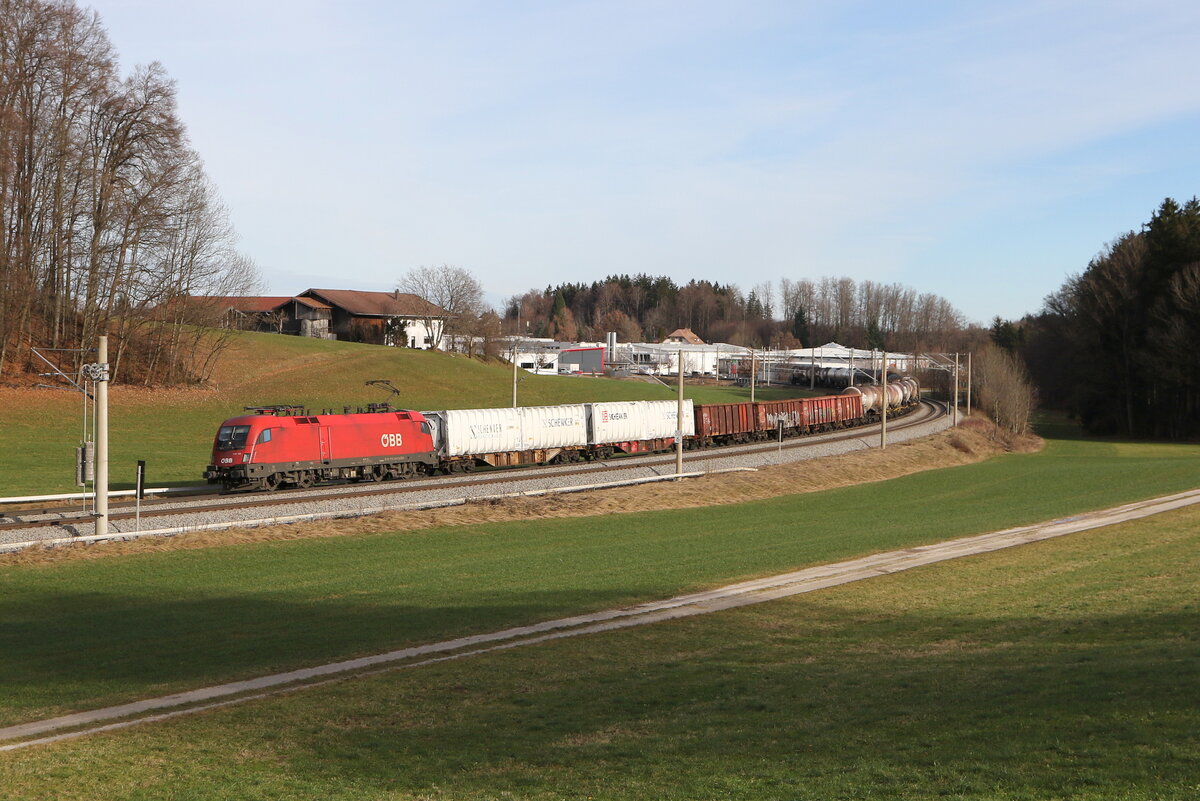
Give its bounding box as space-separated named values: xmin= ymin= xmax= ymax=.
xmin=216 ymin=425 xmax=251 ymax=450
xmin=255 ymin=428 xmax=272 ymax=445
xmin=420 ymin=422 xmax=431 ymax=435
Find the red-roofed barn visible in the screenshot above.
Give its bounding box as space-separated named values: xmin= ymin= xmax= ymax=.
xmin=278 ymin=289 xmax=449 ymax=348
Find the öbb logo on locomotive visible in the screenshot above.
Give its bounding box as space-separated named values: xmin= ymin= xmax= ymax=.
xmin=203 ymin=379 xmax=920 ymax=492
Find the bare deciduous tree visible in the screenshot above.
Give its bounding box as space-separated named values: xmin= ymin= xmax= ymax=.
xmin=397 ymin=264 xmax=484 ymax=350
xmin=0 ymin=0 xmax=259 ymax=383
xmin=973 ymin=344 xmax=1036 ymax=435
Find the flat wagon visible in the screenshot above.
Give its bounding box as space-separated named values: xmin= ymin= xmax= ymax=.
xmin=423 ymin=404 xmax=589 ymax=469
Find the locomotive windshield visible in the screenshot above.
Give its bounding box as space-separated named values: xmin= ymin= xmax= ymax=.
xmin=215 ymin=425 xmax=251 ymax=451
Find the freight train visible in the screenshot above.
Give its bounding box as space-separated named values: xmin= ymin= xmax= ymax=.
xmin=204 ymin=380 xmax=920 ymax=492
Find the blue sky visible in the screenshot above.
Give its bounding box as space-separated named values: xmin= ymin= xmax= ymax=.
xmin=92 ymin=0 xmax=1200 ymax=323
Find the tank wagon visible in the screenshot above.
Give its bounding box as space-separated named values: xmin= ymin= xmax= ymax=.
xmin=840 ymin=376 xmax=919 ymax=414
xmin=790 ymin=366 xmax=903 ymax=390
xmin=205 ymin=382 xmax=919 ymax=492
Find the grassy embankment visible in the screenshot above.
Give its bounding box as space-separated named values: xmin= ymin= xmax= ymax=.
xmin=0 ymin=485 xmax=1196 ymax=798
xmin=0 ymin=417 xmax=1196 ymax=729
xmin=0 ymin=330 xmax=812 ymax=495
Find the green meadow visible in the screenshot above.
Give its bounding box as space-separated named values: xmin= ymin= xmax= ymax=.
xmin=0 ymin=484 xmax=1196 ymax=799
xmin=0 ymin=419 xmax=1196 ymax=729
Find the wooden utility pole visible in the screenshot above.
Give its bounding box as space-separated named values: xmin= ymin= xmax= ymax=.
xmin=676 ymin=349 xmax=684 ymax=477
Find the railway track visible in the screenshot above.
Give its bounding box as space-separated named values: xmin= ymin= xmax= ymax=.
xmin=1 ymin=400 xmax=946 ymax=538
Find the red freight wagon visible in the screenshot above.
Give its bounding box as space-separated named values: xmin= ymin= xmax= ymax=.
xmin=754 ymin=399 xmax=806 ymax=431
xmin=803 ymin=394 xmax=862 ymax=430
xmin=205 ymin=407 xmax=437 ymax=491
xmin=754 ymin=394 xmax=865 ymax=434
xmin=692 ymin=402 xmax=757 ymax=443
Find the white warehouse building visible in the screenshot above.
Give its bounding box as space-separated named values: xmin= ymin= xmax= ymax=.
xmin=619 ymin=342 xmax=752 ymax=377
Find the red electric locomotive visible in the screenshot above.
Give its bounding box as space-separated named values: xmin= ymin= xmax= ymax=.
xmin=204 ymin=404 xmax=437 ymax=491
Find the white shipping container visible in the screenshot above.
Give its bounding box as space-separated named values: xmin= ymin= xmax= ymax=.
xmin=588 ymin=400 xmax=694 ymax=445
xmin=517 ymin=404 xmax=589 ymax=450
xmin=434 ymin=408 xmax=523 ymax=457
xmin=429 ymin=405 xmax=589 ymax=457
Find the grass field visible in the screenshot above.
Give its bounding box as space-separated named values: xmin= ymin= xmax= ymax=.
xmin=0 ymin=497 xmax=1196 ymax=799
xmin=0 ymin=331 xmax=812 ymax=495
xmin=1 ymin=420 xmax=1197 ymax=729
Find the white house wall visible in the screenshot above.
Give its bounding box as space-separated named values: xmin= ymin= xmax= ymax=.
xmin=391 ymin=318 xmax=444 ymax=350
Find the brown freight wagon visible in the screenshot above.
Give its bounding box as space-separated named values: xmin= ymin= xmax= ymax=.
xmin=806 ymin=394 xmax=863 ymax=430
xmin=753 ymin=394 xmax=864 ymax=434
xmin=692 ymin=402 xmax=757 ymax=444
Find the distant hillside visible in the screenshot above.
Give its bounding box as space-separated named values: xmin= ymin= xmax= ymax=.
xmin=204 ymin=331 xmax=680 ymax=411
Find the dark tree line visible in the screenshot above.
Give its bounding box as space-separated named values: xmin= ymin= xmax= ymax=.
xmin=0 ymin=0 xmax=258 ymax=384
xmin=1007 ymin=198 xmax=1200 ymax=438
xmin=506 ymin=274 xmax=965 ymax=352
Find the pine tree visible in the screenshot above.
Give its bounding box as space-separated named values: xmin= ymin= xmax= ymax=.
xmin=791 ymin=308 xmax=810 ymax=346
xmin=866 ymin=318 xmax=886 ymax=350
